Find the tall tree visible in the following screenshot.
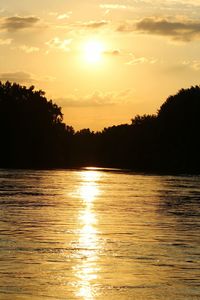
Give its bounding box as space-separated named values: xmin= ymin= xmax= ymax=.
xmin=0 ymin=81 xmax=71 ymax=168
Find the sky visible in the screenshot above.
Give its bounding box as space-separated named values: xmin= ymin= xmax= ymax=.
xmin=1 ymin=0 xmax=200 ymax=130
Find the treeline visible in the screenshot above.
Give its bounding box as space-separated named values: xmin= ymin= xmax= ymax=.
xmin=1 ymin=81 xmax=200 ymax=173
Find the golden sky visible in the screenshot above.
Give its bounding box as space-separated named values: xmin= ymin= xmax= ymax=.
xmin=1 ymin=0 xmax=200 ymax=130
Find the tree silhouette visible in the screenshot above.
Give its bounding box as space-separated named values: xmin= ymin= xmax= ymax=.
xmin=1 ymin=82 xmax=200 ymax=173
xmin=157 ymin=86 xmax=200 ymax=172
xmin=0 ymin=81 xmax=72 ymax=168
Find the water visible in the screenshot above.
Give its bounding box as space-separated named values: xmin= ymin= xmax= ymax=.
xmin=0 ymin=168 xmax=199 ymax=300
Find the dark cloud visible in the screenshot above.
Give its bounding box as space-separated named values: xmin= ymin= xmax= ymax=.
xmin=103 ymin=49 xmax=120 ymax=55
xmin=117 ymin=17 xmax=200 ymax=41
xmin=136 ymin=17 xmax=200 ymax=40
xmin=81 ymin=20 xmax=109 ymax=29
xmin=0 ymin=71 xmax=34 ymax=83
xmin=1 ymin=16 xmax=40 ymax=31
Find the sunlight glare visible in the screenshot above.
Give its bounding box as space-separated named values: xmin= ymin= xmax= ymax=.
xmin=79 ymin=171 xmax=101 ymax=202
xmin=84 ymin=40 xmax=104 ymax=63
xmin=82 ymin=170 xmax=100 ymax=182
xmin=72 ymin=169 xmax=102 ymax=299
xmin=77 ymin=285 xmax=93 ymax=299
xmin=79 ymin=210 xmax=96 ymax=225
xmin=80 ymin=185 xmax=99 ymax=202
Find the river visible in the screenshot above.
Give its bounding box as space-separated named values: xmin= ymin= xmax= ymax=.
xmin=0 ymin=168 xmax=199 ymax=299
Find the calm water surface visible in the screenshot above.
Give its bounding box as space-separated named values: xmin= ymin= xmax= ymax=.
xmin=0 ymin=168 xmax=199 ymax=300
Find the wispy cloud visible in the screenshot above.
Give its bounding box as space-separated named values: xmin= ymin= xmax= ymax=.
xmin=80 ymin=20 xmax=109 ymax=29
xmin=58 ymin=90 xmax=132 ymax=108
xmin=182 ymin=60 xmax=200 ymax=71
xmin=100 ymin=3 xmax=135 ymax=16
xmin=0 ymin=71 xmax=56 ymax=84
xmin=101 ymin=0 xmax=200 ymax=14
xmin=103 ymin=49 xmax=120 ymax=56
xmin=57 ymin=12 xmax=72 ymax=20
xmin=0 ymin=38 xmax=12 ymax=45
xmin=117 ymin=17 xmax=200 ymax=41
xmin=46 ymin=37 xmax=72 ymax=52
xmin=136 ymin=17 xmax=200 ymax=41
xmin=126 ymin=53 xmax=157 ymax=65
xmin=100 ymin=4 xmax=130 ymax=10
xmin=126 ymin=56 xmax=147 ymax=65
xmin=49 ymin=11 xmax=72 ymax=20
xmin=0 ymin=71 xmax=34 ymax=83
xmin=0 ymin=16 xmax=40 ymax=32
xmin=18 ymin=45 xmax=39 ymax=53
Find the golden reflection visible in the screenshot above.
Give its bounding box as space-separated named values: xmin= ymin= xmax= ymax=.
xmin=79 ymin=185 xmax=99 ymax=203
xmin=77 ymin=286 xmax=93 ymax=299
xmin=79 ymin=210 xmax=96 ymax=225
xmin=82 ymin=170 xmax=101 ymax=183
xmin=79 ymin=171 xmax=100 ymax=203
xmin=73 ymin=170 xmax=101 ymax=299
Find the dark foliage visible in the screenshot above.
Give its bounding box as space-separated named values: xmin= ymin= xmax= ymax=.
xmin=157 ymin=86 xmax=200 ymax=172
xmin=0 ymin=81 xmax=71 ymax=168
xmin=69 ymin=86 xmax=200 ymax=173
xmin=1 ymin=82 xmax=200 ymax=173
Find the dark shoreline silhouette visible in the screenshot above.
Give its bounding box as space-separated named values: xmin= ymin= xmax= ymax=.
xmin=1 ymin=81 xmax=200 ymax=174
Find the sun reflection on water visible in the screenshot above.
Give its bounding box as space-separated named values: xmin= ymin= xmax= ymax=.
xmin=74 ymin=170 xmax=101 ymax=299
xmin=82 ymin=170 xmax=101 ymax=182
xmin=78 ymin=171 xmax=101 ymax=203
xmin=79 ymin=185 xmax=99 ymax=203
xmin=79 ymin=210 xmax=96 ymax=225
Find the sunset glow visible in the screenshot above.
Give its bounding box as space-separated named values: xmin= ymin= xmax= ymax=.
xmin=1 ymin=0 xmax=200 ymax=130
xmin=83 ymin=40 xmax=104 ymax=63
xmin=0 ymin=1 xmax=199 ymax=297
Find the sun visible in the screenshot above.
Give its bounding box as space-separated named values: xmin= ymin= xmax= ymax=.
xmin=83 ymin=40 xmax=104 ymax=63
